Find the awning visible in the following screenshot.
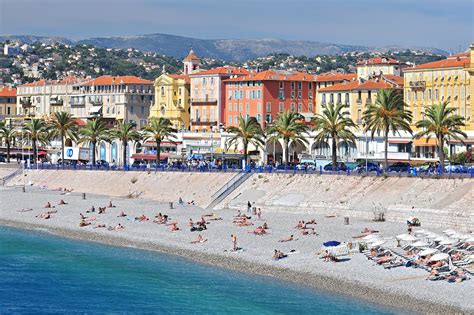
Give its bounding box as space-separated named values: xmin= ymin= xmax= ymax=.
xmin=413 ymin=138 xmax=437 ymax=147
xmin=131 ymin=153 xmax=170 ymax=161
xmin=448 ymin=139 xmax=474 ymax=144
xmin=143 ymin=141 xmax=181 ymax=147
xmin=388 ymin=139 xmax=412 ymax=144
xmin=89 ymin=106 xmax=103 ymax=115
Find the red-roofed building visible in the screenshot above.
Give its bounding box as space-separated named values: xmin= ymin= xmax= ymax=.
xmin=223 ymin=70 xmax=317 ymax=128
xmin=190 ymin=66 xmax=250 ymax=131
xmin=356 ymin=56 xmax=411 ymax=80
xmin=0 ymin=86 xmax=16 ymax=119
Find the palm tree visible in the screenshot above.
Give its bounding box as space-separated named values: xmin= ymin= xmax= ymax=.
xmin=49 ymin=112 xmax=77 ymax=165
xmin=226 ymin=115 xmax=264 ymax=167
xmin=110 ymin=121 xmax=140 ymax=167
xmin=78 ymin=118 xmax=109 ymax=165
xmin=313 ymin=103 xmax=357 ymax=171
xmin=414 ymin=102 xmax=466 ymax=169
xmin=363 ymin=89 xmax=412 ymax=170
xmin=142 ymin=117 xmax=177 ymax=165
xmin=0 ymin=121 xmax=16 ymax=163
xmin=22 ymin=119 xmax=50 ymax=164
xmin=265 ymin=111 xmax=309 ymax=165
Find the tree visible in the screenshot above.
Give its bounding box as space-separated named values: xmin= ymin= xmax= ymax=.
xmin=362 ymin=89 xmax=412 ymax=170
xmin=78 ymin=118 xmax=109 ymax=165
xmin=226 ymin=115 xmax=264 ymax=167
xmin=414 ymin=102 xmax=466 ymax=169
xmin=22 ymin=119 xmax=50 ymax=163
xmin=313 ymin=103 xmax=357 ymax=171
xmin=0 ymin=121 xmax=16 ymax=163
xmin=265 ymin=111 xmax=309 ymax=165
xmin=142 ymin=117 xmax=177 ymax=165
xmin=49 ymin=112 xmax=77 ymax=165
xmin=110 ymin=121 xmax=140 ymax=167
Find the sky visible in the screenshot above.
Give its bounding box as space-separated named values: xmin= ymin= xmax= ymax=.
xmin=0 ymin=0 xmax=472 ymax=52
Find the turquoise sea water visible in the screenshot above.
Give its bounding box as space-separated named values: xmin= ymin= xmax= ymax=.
xmin=0 ymin=226 xmax=398 ymax=314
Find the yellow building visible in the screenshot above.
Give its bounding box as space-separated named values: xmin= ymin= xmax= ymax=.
xmin=151 ymin=73 xmax=191 ymax=130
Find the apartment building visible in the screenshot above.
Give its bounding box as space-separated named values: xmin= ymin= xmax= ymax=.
xmin=224 ymin=70 xmax=317 ymax=128
xmin=189 ymin=66 xmax=249 ymax=132
xmin=0 ymin=86 xmax=16 ymax=121
xmin=356 ymin=57 xmax=410 ymax=79
xmin=404 ymin=46 xmax=473 ymax=158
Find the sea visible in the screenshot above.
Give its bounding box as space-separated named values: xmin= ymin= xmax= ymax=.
xmin=0 ymin=226 xmax=399 ymax=314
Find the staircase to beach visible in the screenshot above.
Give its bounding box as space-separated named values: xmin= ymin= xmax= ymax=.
xmin=206 ymin=171 xmax=253 ymax=210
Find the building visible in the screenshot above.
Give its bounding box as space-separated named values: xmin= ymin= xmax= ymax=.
xmin=224 ymin=70 xmax=317 ymax=128
xmin=356 ymin=57 xmax=410 ymax=80
xmin=3 ymin=44 xmax=21 ymax=56
xmin=0 ymin=86 xmax=16 ymax=121
xmin=190 ymin=66 xmax=250 ymax=132
xmin=404 ymin=47 xmax=473 ymax=158
xmin=150 ymin=50 xmax=199 ymax=130
xmin=78 ymin=75 xmax=154 ymax=128
xmin=315 ymin=72 xmax=356 ymax=90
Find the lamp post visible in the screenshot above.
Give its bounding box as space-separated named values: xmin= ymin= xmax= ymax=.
xmin=365 ymin=132 xmax=368 ymax=174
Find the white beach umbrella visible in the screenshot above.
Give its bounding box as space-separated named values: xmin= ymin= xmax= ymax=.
xmin=414 ymin=229 xmax=426 ymax=235
xmin=363 ymin=234 xmax=379 ymax=241
xmin=434 ymin=235 xmax=446 ymax=242
xmin=465 ymin=237 xmax=474 ymax=243
xmin=444 ymin=230 xmax=457 ymax=236
xmin=419 ymin=248 xmax=438 ymax=257
xmin=439 ymin=239 xmax=454 ymax=245
xmin=396 ymin=234 xmax=409 ymax=240
xmin=430 ymin=253 xmax=449 ymax=262
xmin=458 ymin=234 xmax=472 ymax=240
xmin=411 ymin=241 xmax=429 ymax=248
xmin=443 ymin=229 xmax=455 ymax=234
xmin=400 ymin=235 xmax=418 ymax=242
xmin=369 ymin=240 xmax=386 ymax=248
xmin=425 ymin=233 xmax=437 ymax=239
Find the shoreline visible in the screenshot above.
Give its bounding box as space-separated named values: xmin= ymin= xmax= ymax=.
xmin=1 ymin=219 xmax=468 ymax=314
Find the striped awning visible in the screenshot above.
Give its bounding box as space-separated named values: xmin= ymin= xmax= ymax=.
xmin=413 ymin=138 xmax=437 ymax=147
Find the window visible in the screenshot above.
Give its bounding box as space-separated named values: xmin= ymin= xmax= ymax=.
xmin=357 ymin=109 xmax=362 ymax=122
xmin=279 ymin=102 xmax=284 ymax=112
xmin=291 ymin=91 xmax=295 ymax=99
xmin=257 ymin=90 xmax=261 ymax=99
xmin=279 ymin=81 xmax=284 ymax=89
xmin=298 ymin=91 xmax=302 ymax=99
xmin=240 ymin=91 xmax=244 ymax=99
xmin=309 ymin=103 xmax=313 ymax=112
xmin=141 ymin=106 xmax=145 ymax=115
xmin=461 ymin=86 xmax=465 ymax=100
xmin=298 ymin=103 xmax=302 ymax=112
xmin=278 ymin=90 xmax=285 ymax=100
xmin=161 ymin=87 xmax=165 ymax=96
xmin=234 ymin=116 xmax=238 ymax=124
xmin=239 ymin=104 xmax=243 ymax=112
xmin=234 ymin=103 xmax=238 ymax=111
xmin=266 ymin=102 xmax=271 ymax=113
xmin=256 ymin=114 xmax=261 ymax=122
xmin=203 ymin=78 xmax=206 ymax=85
xmin=308 ymin=82 xmax=312 ymax=89
xmin=246 ymin=90 xmax=250 ymax=99
xmin=337 ymin=93 xmax=341 ymax=104
xmin=130 ymin=106 xmax=134 ymax=114
xmin=428 ymin=89 xmax=432 ymax=101
xmin=345 ymin=93 xmax=350 ymax=105
xmin=329 ymin=94 xmax=334 ymax=104
xmin=322 ymin=94 xmax=326 ymax=104
xmin=291 ymin=82 xmax=295 ymax=90
xmin=179 ymin=88 xmax=182 ymax=96
xmin=308 ymin=91 xmax=313 ymax=99
xmin=435 ymin=89 xmax=439 ymax=100
xmin=266 ymin=114 xmax=272 ymax=123
xmin=298 ymin=82 xmax=302 ymax=90
xmin=257 ymin=102 xmax=261 ymax=112
xmin=290 ymin=103 xmax=295 ymax=112
xmin=246 ymin=103 xmax=250 ymax=113
xmin=210 ymin=77 xmax=214 ymax=85
xmin=228 ymin=116 xmax=232 ymax=125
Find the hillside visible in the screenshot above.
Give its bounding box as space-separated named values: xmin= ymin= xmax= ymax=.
xmin=1 ymin=33 xmax=449 ymax=61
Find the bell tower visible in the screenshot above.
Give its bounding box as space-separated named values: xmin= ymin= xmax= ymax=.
xmin=183 ymin=49 xmax=200 ymax=75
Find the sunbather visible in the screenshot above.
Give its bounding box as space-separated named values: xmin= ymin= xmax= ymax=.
xmin=191 ymin=234 xmax=207 ymax=244
xmin=279 ymin=235 xmax=294 ymax=242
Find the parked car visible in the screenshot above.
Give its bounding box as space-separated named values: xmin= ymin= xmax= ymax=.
xmin=355 ymin=162 xmax=380 ymax=173
xmin=0 ymin=156 xmax=6 ymax=163
xmin=387 ymin=162 xmax=411 ymax=173
xmin=444 ymin=163 xmax=468 ymax=173
xmin=323 ymin=162 xmax=347 ymax=171
xmin=296 ymin=163 xmax=316 ymax=171
xmin=96 ymin=160 xmax=109 ymax=167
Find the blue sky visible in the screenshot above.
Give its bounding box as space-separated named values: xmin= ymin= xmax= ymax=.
xmin=0 ymin=0 xmax=472 ymax=52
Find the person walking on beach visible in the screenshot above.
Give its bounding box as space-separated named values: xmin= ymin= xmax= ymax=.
xmin=247 ymin=201 xmax=251 ymax=213
xmin=257 ymin=208 xmax=262 ymax=220
xmin=231 ymin=234 xmax=238 ymax=251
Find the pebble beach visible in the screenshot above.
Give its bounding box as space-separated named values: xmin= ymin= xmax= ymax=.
xmin=1 ymin=185 xmax=472 ymax=313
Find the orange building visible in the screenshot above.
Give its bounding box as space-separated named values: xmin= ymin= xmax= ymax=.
xmin=0 ymin=86 xmax=16 ymax=120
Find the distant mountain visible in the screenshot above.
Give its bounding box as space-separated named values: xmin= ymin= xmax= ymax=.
xmin=0 ymin=35 xmax=73 ymax=46
xmin=0 ymin=33 xmax=450 ymax=61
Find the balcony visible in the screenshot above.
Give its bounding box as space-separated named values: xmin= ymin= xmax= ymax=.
xmin=191 ymin=98 xmax=218 ymax=106
xmin=90 ymin=100 xmax=103 ymax=106
xmin=365 ymin=99 xmax=372 ymax=105
xmin=20 ymin=97 xmax=33 ymax=108
xmin=356 ymin=99 xmax=362 ymax=105
xmin=191 ymin=120 xmax=218 ymax=126
xmin=50 ymin=98 xmax=63 ymax=106
xmin=409 ymin=80 xmax=426 ymax=89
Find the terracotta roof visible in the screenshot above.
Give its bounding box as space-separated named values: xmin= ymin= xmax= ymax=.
xmin=408 ymin=55 xmax=470 ymax=70
xmin=19 ymin=76 xmax=85 ymax=87
xmin=0 ymin=86 xmax=16 ymax=97
xmin=168 ymin=74 xmax=190 ymax=84
xmin=83 ymin=75 xmax=153 ymax=86
xmin=318 ymin=75 xmax=403 ymax=92
xmin=357 ymin=57 xmax=399 ymax=65
xmin=20 ymin=79 xmax=47 ymax=87
xmin=183 ymin=49 xmax=200 ymax=62
xmin=191 ymin=66 xmax=250 ymax=76
xmin=224 ymin=70 xmax=316 ymax=82
xmin=315 ymin=72 xmax=356 ymax=82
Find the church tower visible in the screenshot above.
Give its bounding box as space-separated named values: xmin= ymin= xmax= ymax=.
xmin=183 ymin=49 xmax=200 ymax=75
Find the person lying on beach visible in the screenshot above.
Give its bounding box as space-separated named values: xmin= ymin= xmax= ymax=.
xmin=236 ymin=218 xmax=253 ymax=227
xmin=250 ymin=226 xmax=267 ymax=235
xmin=295 ymin=221 xmax=307 ymax=229
xmin=44 ymin=202 xmax=54 ymax=208
xmin=207 ymin=213 xmax=223 ymax=221
xmin=154 ymin=215 xmax=169 ymax=224
xmin=272 ymin=249 xmax=288 ymax=261
xmin=17 ymin=208 xmax=34 ymax=212
xmin=188 ymin=218 xmax=194 ymax=227
xmin=169 ymin=222 xmax=179 ymax=232
xmin=94 ymin=224 xmax=106 ymax=228
xmin=279 ymin=235 xmax=294 ymax=242
xmin=79 ymin=219 xmax=91 ymax=227
xmin=36 ymin=212 xmax=52 ymax=219
xmin=115 ymin=223 xmax=125 ymax=230
xmin=306 ymin=219 xmax=317 ymax=225
xmin=191 ymin=234 xmax=207 ymax=244
xmin=86 ymin=206 xmax=96 ymax=213
xmin=98 ymin=207 xmax=106 ymax=214
xmin=108 ymin=201 xmax=116 ymax=208
xmin=155 ymin=212 xmax=163 ymax=219
xmin=325 ymin=214 xmax=336 ymax=218
xmin=58 ymin=199 xmax=67 ymax=205
xmin=135 ymin=214 xmax=149 ymax=222
xmin=198 ymin=216 xmax=206 ymax=225
xmin=187 ymin=200 xmax=195 ymax=205
xmin=117 ymin=211 xmax=127 ymax=217
xmin=361 ymin=227 xmax=379 ymax=234
xmin=301 ymin=228 xmax=317 ymax=236
xmin=80 ymin=213 xmax=87 ymax=220
xmin=234 ymin=210 xmax=250 ymax=219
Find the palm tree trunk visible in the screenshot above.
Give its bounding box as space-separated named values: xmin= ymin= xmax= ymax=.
xmin=92 ymin=141 xmax=96 ymax=165
xmin=332 ymin=136 xmax=337 ymax=171
xmin=243 ymin=141 xmax=248 ymax=169
xmin=156 ymin=140 xmax=161 ymax=166
xmin=6 ymin=139 xmax=10 ymax=163
xmin=283 ymin=138 xmax=289 ymax=165
xmin=61 ymin=136 xmax=65 ymax=166
xmin=384 ymin=130 xmax=389 ymax=170
xmin=123 ymin=141 xmax=128 ymax=167
xmin=32 ymin=138 xmax=37 ymax=165
xmin=438 ymin=135 xmax=444 ymax=170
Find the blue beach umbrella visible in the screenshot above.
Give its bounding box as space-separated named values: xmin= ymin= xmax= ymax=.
xmin=323 ymin=241 xmax=341 ymax=247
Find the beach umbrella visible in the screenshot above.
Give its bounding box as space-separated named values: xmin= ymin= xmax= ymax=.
xmin=439 ymin=239 xmax=453 ymax=245
xmin=323 ymin=241 xmax=341 ymax=247
xmin=411 ymin=241 xmax=429 ymax=248
xmin=434 ymin=236 xmax=446 ymax=242
xmin=445 ymin=230 xmax=457 ymax=236
xmin=465 ymin=237 xmax=474 ymax=243
xmin=368 ymin=240 xmax=386 ymax=248
xmin=399 ymin=235 xmax=418 ymax=242
xmin=414 ymin=229 xmax=426 ymax=235
xmin=430 ymin=253 xmax=449 ymax=262
xmin=419 ymin=248 xmax=438 ymax=256
xmin=396 ymin=234 xmax=409 ymax=240
xmin=362 ymin=234 xmax=379 ymax=241
xmin=443 ymin=229 xmax=455 ymax=234
xmin=425 ymin=233 xmax=437 ymax=239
